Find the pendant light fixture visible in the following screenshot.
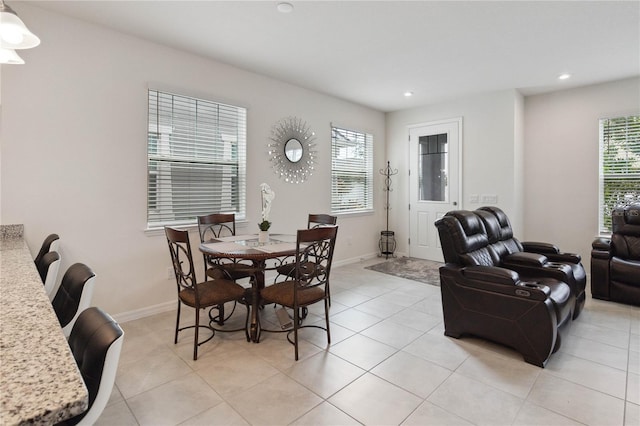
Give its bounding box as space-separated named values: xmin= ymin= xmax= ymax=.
xmin=0 ymin=0 xmax=40 ymax=64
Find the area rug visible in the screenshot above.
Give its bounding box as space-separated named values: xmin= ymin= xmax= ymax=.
xmin=365 ymin=256 xmax=443 ymax=286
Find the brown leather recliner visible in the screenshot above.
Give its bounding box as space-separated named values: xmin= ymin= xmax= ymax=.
xmin=591 ymin=204 xmax=640 ymax=306
xmin=435 ymin=210 xmax=574 ymax=367
xmin=475 ymin=206 xmax=587 ymax=319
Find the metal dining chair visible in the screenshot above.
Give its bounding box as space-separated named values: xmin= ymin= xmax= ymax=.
xmin=165 ymin=226 xmax=250 ymax=360
xmin=197 ymin=213 xmax=256 ymax=325
xmin=274 ymin=214 xmax=337 ymax=312
xmin=259 ymin=225 xmax=338 ymax=360
xmin=274 ymin=214 xmax=336 ymax=280
xmin=197 ymin=213 xmax=255 ymax=280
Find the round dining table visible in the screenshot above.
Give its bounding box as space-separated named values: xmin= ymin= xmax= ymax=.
xmin=199 ymin=233 xmax=298 ymax=342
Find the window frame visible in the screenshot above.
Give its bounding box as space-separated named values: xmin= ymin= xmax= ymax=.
xmin=330 ymin=125 xmax=374 ymax=214
xmin=146 ymin=89 xmax=246 ymax=229
xmin=598 ymin=114 xmax=640 ymax=234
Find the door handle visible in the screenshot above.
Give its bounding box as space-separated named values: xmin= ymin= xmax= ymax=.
xmin=453 ymin=201 xmax=457 ymax=206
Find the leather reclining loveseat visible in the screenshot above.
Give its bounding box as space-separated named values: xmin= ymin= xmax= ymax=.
xmin=434 ymin=207 xmax=586 ymax=367
xmin=591 ymin=204 xmax=640 ymax=306
xmin=475 ymin=206 xmax=587 ymax=319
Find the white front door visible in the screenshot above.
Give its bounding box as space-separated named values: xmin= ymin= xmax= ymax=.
xmin=408 ymin=118 xmax=462 ymax=261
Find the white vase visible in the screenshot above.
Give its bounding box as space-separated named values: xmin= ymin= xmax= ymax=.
xmin=258 ymin=230 xmax=269 ymax=243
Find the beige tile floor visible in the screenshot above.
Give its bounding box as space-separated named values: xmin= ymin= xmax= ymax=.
xmin=97 ymin=259 xmax=640 ymax=426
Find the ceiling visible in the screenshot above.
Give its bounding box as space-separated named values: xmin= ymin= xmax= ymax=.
xmin=24 ymin=0 xmax=640 ymax=112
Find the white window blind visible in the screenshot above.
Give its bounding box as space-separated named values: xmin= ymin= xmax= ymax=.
xmin=331 ymin=126 xmax=373 ymax=213
xmin=599 ymin=115 xmax=640 ymax=233
xmin=147 ymin=90 xmax=246 ymax=228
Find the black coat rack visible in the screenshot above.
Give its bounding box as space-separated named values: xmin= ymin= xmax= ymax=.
xmin=379 ymin=161 xmax=398 ymax=258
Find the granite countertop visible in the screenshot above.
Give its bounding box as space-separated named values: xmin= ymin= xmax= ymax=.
xmin=0 ymin=225 xmax=88 ymax=425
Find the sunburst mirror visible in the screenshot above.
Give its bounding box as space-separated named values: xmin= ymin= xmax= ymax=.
xmin=268 ymin=116 xmax=316 ymax=184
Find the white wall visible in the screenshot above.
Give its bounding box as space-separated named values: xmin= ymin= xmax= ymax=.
xmin=385 ymin=89 xmax=525 ymax=255
xmin=524 ymin=77 xmax=640 ymax=268
xmin=0 ymin=5 xmax=385 ymax=318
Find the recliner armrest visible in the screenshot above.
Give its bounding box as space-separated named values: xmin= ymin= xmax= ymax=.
xmin=503 ymin=251 xmax=547 ymax=267
xmin=545 ymin=252 xmax=582 ymax=264
xmin=516 ymin=281 xmax=552 ymax=300
xmin=523 ymin=241 xmax=582 ymax=264
xmin=460 ymin=266 xmax=549 ymax=301
xmin=522 ymin=241 xmax=559 ymax=254
xmin=463 ymin=265 xmax=519 ymax=284
xmin=592 ymin=237 xmax=611 ymax=251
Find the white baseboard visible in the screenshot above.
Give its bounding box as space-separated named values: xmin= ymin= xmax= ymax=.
xmin=332 ymin=252 xmax=378 ymax=267
xmin=333 ymin=251 xmax=407 ymax=267
xmin=113 ymin=300 xmax=176 ymax=324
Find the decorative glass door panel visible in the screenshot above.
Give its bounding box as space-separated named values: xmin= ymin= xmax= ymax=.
xmin=418 ymin=133 xmax=448 ymax=202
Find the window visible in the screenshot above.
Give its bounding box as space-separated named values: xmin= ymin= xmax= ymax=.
xmin=147 ymin=89 xmax=246 ymax=228
xmin=599 ymin=115 xmax=640 ymax=233
xmin=331 ymin=126 xmax=373 ymax=213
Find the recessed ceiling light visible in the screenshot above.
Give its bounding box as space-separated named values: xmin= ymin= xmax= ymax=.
xmin=558 ymin=73 xmax=571 ymax=80
xmin=404 ymin=91 xmax=413 ymax=97
xmin=277 ymin=2 xmax=294 ymax=13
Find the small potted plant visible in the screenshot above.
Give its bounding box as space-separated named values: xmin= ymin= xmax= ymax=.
xmin=258 ymin=219 xmax=271 ymax=231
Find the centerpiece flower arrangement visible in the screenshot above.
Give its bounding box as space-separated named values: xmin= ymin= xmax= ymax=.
xmin=259 ymin=183 xmax=275 ymax=232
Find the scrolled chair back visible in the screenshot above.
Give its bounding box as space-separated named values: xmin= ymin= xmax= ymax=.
xmin=308 ymin=214 xmax=337 ymax=229
xmin=164 ymin=227 xmax=200 ymax=297
xmin=294 ymin=226 xmax=338 ymax=287
xmin=197 ymin=213 xmax=236 ymax=242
